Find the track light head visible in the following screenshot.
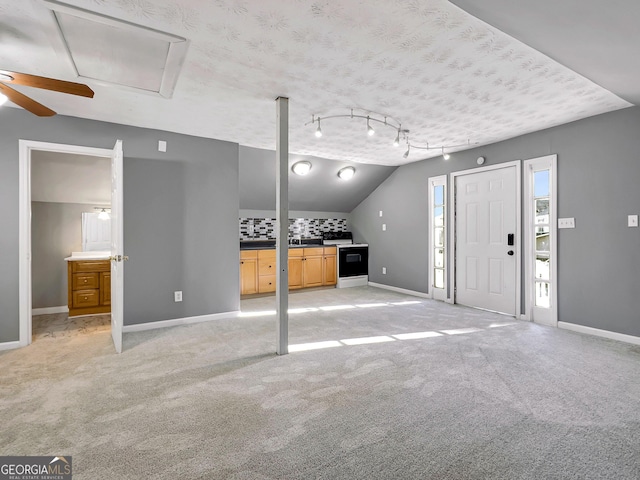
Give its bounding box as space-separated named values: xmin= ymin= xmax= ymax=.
xmin=403 ymin=145 xmax=410 ymax=159
xmin=442 ymin=147 xmax=450 ymax=160
xmin=367 ymin=117 xmax=374 ymax=136
xmin=393 ymin=130 xmax=400 ymax=147
xmin=315 ymin=118 xmax=322 ymax=138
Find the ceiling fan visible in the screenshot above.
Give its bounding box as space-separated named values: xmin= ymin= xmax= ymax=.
xmin=0 ymin=70 xmax=94 ymax=117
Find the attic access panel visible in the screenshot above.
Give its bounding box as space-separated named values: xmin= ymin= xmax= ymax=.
xmin=42 ymin=0 xmax=188 ymax=98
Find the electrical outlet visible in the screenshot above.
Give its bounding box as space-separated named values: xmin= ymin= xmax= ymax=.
xmin=158 ymin=140 xmax=167 ymax=152
xmin=379 ymin=210 xmax=383 ymax=217
xmin=382 ymin=223 xmax=386 ymax=231
xmin=174 ymin=291 xmax=182 ymax=302
xmin=382 ymin=267 xmax=387 ymax=274
xmin=558 ymin=218 xmax=575 ymax=229
xmin=628 ymin=215 xmax=638 ymax=227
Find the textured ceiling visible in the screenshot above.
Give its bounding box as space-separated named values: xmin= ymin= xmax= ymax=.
xmin=0 ymin=0 xmax=630 ymax=165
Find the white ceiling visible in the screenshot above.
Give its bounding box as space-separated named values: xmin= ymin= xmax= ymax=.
xmin=0 ymin=0 xmax=631 ymax=166
xmin=31 ymin=150 xmax=111 ymax=204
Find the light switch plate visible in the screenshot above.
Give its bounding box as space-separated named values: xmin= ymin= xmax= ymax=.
xmin=158 ymin=140 xmax=167 ymax=152
xmin=628 ymin=215 xmax=638 ymax=227
xmin=379 ymin=210 xmax=383 ymax=217
xmin=382 ymin=267 xmax=386 ymax=274
xmin=382 ymin=223 xmax=386 ymax=231
xmin=174 ymin=291 xmax=182 ymax=302
xmin=558 ymin=218 xmax=575 ymax=229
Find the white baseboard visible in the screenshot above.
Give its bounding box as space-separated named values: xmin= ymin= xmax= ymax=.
xmin=32 ymin=306 xmax=68 ymax=316
xmin=558 ymin=321 xmax=640 ymax=346
xmin=123 ymin=310 xmax=241 ymax=333
xmin=0 ymin=341 xmax=21 ymax=352
xmin=368 ymin=282 xmax=430 ymax=299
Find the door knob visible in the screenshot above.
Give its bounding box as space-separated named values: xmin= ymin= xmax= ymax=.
xmin=507 ymin=250 xmax=514 ymax=256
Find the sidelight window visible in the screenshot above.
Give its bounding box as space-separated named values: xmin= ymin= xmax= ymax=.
xmin=524 ymin=155 xmax=557 ymax=326
xmin=429 ymin=176 xmax=447 ymax=301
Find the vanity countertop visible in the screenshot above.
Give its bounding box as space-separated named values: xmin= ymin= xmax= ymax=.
xmin=65 ymin=251 xmax=111 ymax=261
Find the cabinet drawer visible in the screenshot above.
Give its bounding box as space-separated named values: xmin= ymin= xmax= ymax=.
xmin=258 ymin=260 xmax=276 ymax=276
xmin=258 ymin=275 xmax=276 ymax=293
xmin=288 ymin=248 xmax=304 ymax=257
xmin=72 ymin=273 xmax=98 ymax=290
xmin=72 ymin=260 xmax=110 ymax=273
xmin=240 ymin=250 xmax=258 ymax=260
xmin=303 ymin=247 xmax=324 ymax=257
xmin=258 ymin=249 xmax=276 ymax=260
xmin=73 ymin=289 xmax=100 ymax=308
xmin=323 ymin=246 xmax=336 ymax=255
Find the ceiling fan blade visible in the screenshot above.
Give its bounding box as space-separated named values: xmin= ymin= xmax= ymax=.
xmin=0 ymin=70 xmax=94 ymax=98
xmin=0 ymin=82 xmax=56 ymax=117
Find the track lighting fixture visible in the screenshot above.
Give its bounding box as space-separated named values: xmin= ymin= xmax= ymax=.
xmin=307 ymin=108 xmax=477 ymax=160
xmin=338 ymin=166 xmax=356 ymax=180
xmin=292 ymin=161 xmax=312 ymax=176
xmin=367 ymin=117 xmax=375 ymax=136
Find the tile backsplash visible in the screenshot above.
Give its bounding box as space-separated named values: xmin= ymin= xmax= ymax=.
xmin=240 ymin=218 xmax=347 ymax=240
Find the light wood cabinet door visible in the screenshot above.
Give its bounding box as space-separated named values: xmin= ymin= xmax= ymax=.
xmin=240 ymin=258 xmax=258 ymax=295
xmin=100 ymin=272 xmax=111 ymax=305
xmin=323 ymin=255 xmax=337 ymax=285
xmin=288 ymin=256 xmax=303 ymax=289
xmin=303 ymin=255 xmax=324 ymax=287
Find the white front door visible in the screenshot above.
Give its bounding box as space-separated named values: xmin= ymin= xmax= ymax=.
xmin=455 ymin=165 xmax=518 ymax=315
xmin=110 ymin=140 xmax=124 ymax=353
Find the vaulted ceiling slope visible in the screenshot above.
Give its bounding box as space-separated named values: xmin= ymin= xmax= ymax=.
xmin=0 ymin=0 xmax=631 ymax=166
xmin=451 ymin=0 xmax=640 ymax=106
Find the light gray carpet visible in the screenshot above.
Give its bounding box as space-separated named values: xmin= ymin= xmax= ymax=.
xmin=1 ymin=286 xmax=639 ymax=479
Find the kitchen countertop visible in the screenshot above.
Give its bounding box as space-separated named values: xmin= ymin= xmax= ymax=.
xmin=240 ymin=240 xmax=327 ymax=251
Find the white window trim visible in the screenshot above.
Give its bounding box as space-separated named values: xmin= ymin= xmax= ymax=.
xmin=428 ymin=175 xmax=447 ymax=301
xmin=523 ymin=154 xmax=558 ymax=326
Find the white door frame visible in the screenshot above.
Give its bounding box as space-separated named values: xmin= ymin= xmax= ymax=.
xmin=18 ymin=140 xmax=113 ymax=348
xmin=523 ymin=154 xmax=558 ymax=326
xmin=448 ymin=161 xmax=522 ymax=317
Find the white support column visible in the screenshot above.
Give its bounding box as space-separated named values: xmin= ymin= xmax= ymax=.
xmin=275 ymin=96 xmax=289 ymax=355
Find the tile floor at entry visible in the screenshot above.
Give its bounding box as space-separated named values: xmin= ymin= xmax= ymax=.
xmin=32 ymin=313 xmax=111 ymax=341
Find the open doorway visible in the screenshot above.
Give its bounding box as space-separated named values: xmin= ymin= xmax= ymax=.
xmin=19 ymin=140 xmax=124 ymax=352
xmin=30 ymin=150 xmax=112 ymax=342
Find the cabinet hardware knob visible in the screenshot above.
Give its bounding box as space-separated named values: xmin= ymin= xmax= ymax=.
xmin=84 ymin=297 xmax=88 ymax=300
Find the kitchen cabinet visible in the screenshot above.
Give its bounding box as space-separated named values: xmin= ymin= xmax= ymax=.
xmin=323 ymin=247 xmax=337 ymax=285
xmin=240 ymin=251 xmax=258 ymax=295
xmin=302 ymin=247 xmax=324 ymax=288
xmin=67 ymin=259 xmax=111 ymax=317
xmin=239 ymin=246 xmax=338 ymax=295
xmin=258 ymin=250 xmax=276 ymax=293
xmin=288 ymin=249 xmax=303 ymax=290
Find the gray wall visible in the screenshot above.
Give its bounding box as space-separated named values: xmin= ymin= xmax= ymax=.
xmin=31 ymin=202 xmax=95 ymax=309
xmin=240 ymin=146 xmax=396 ymax=212
xmin=0 ymin=108 xmax=239 ymax=342
xmin=351 ymin=106 xmax=640 ymax=338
